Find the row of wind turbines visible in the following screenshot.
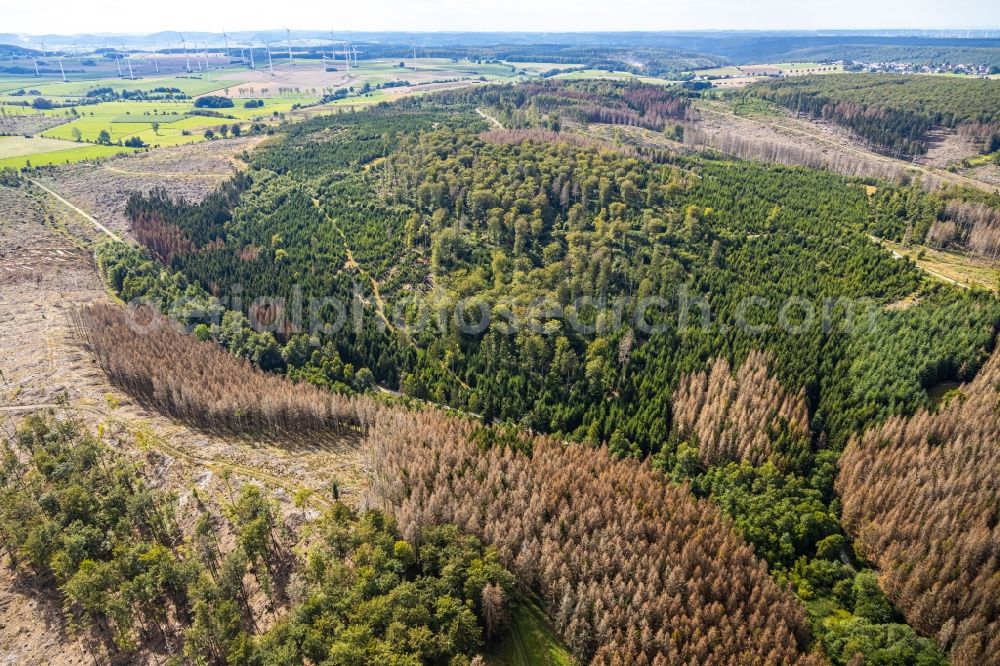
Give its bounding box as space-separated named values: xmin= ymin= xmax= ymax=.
xmin=17 ymin=30 xmax=368 ymax=82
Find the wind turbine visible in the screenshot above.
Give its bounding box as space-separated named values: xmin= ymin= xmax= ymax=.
xmin=265 ymin=41 xmax=274 ymax=76
xmin=178 ymin=33 xmax=191 ymax=73
xmin=329 ymin=30 xmax=341 ymax=72
xmin=284 ymin=27 xmax=294 ymax=65
xmin=222 ymin=30 xmax=231 ymax=58
xmin=411 ymin=40 xmax=417 ymax=71
xmin=32 ymin=41 xmax=45 ymax=77
xmin=195 ymin=42 xmax=203 ymax=72
xmin=239 ymin=47 xmax=246 ymax=66
xmin=57 ymin=55 xmax=67 ymax=82
xmin=248 ymin=39 xmax=255 ymax=69
xmin=122 ymin=42 xmax=134 ymax=80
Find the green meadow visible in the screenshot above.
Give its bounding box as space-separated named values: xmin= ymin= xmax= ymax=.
xmin=0 ymin=56 xmax=643 ymax=169
xmin=0 ymin=141 xmax=132 ymax=169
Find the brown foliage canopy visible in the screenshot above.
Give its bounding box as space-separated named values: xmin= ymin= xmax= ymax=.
xmin=838 ymin=346 xmax=1000 ymax=665
xmin=672 ymin=351 xmax=810 ymax=466
xmin=72 ymin=303 xmax=378 ymax=438
xmin=368 ymin=409 xmax=815 ymax=664
xmin=75 ymin=303 xmax=816 ymax=663
xmin=130 ymin=212 xmax=195 ymax=264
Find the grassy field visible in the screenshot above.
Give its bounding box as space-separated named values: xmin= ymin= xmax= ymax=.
xmin=693 ymin=65 xmax=745 ymax=77
xmin=878 ymin=238 xmax=998 ymax=291
xmin=0 ymin=142 xmax=133 ymax=169
xmin=693 ymin=62 xmax=843 ymax=79
xmin=0 ymin=56 xmax=571 ymax=169
xmin=11 ymin=74 xmax=233 ymax=98
xmin=0 ymin=135 xmax=80 ymax=158
xmin=485 ymin=599 xmax=574 ymax=666
xmin=33 ymin=98 xmax=317 ymax=148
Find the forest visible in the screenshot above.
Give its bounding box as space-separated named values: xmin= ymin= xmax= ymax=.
xmin=88 ymin=80 xmax=1000 ymax=664
xmin=748 ymin=74 xmax=1000 ymax=156
xmin=838 ymin=344 xmax=1000 ymax=665
xmin=0 ymin=416 xmax=518 ymax=664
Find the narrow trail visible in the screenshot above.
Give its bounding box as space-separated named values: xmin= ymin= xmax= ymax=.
xmin=311 ymin=197 xmax=473 ymax=393
xmin=27 ymin=178 xmax=121 ymax=241
xmin=476 ymin=107 xmax=504 ymax=130
xmin=311 ymin=197 xmax=395 ymax=332
xmin=870 ymin=235 xmax=972 ymax=289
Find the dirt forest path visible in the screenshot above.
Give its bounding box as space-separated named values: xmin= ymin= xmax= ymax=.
xmin=477 ymin=107 xmax=505 ymax=129
xmin=27 ymin=177 xmax=121 ymax=241
xmin=311 ymin=196 xmax=473 ymax=393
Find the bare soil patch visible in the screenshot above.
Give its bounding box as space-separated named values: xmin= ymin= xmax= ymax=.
xmin=921 ymin=127 xmax=982 ymax=168
xmin=0 ymin=182 xmax=368 ymax=662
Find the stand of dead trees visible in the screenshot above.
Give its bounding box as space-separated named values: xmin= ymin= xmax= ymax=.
xmin=925 ymin=200 xmax=1000 ymax=260
xmin=72 ymin=303 xmax=381 ymax=439
xmin=367 ymin=408 xmax=817 ymax=665
xmin=671 ymin=350 xmax=810 ymax=466
xmin=837 ymin=344 xmax=1000 ymax=666
xmin=683 ymin=125 xmax=910 ymax=184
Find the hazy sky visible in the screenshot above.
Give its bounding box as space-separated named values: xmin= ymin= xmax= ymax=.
xmin=4 ymin=0 xmax=999 ymax=35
